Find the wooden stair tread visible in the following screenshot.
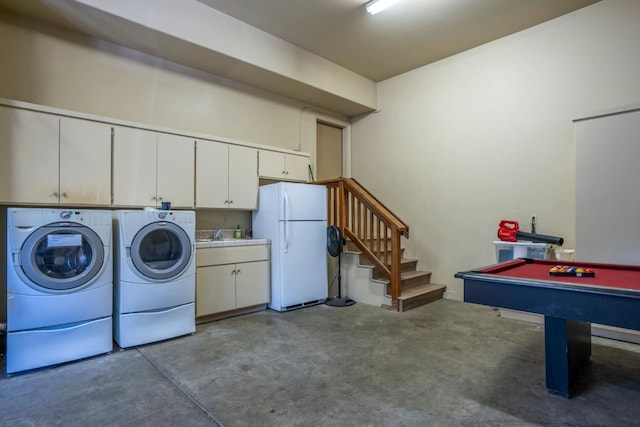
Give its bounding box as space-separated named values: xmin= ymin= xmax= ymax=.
xmin=401 ymin=270 xmax=431 ymax=280
xmin=397 ymin=283 xmax=447 ymax=312
xmin=359 ymin=256 xmax=416 ymax=267
xmin=373 ymin=259 xmax=420 ymax=278
xmin=398 ymin=283 xmax=446 ymax=300
xmin=399 ymin=270 xmax=432 ymax=290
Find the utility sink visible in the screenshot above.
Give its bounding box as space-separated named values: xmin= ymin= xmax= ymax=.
xmin=195 ymin=237 xmax=269 ymax=248
xmin=196 ymin=237 xmax=251 ymax=242
xmin=195 ymin=229 xmax=268 ymax=248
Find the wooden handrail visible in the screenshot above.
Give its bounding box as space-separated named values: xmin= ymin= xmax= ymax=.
xmin=316 ymin=178 xmax=409 ymax=310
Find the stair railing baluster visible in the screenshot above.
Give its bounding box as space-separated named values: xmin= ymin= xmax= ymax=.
xmin=368 ymin=210 xmax=373 ymax=253
xmin=375 ymin=217 xmax=380 ymax=260
xmin=363 ymin=207 xmax=368 ymax=250
xmin=358 ymin=200 xmax=363 ymax=241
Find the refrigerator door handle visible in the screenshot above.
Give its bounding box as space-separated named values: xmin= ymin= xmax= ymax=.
xmin=283 ymin=189 xmax=289 ymax=252
xmin=283 ymin=189 xmax=289 ymax=221
xmin=284 ymin=220 xmax=289 ymax=253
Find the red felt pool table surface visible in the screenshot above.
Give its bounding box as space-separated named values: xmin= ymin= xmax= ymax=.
xmin=477 ymin=258 xmax=640 ymax=292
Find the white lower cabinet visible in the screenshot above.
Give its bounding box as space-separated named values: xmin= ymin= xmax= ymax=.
xmin=196 ymin=245 xmax=270 ymax=319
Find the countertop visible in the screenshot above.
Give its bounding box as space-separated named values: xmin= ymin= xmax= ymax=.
xmin=195 ymin=238 xmax=270 ymax=249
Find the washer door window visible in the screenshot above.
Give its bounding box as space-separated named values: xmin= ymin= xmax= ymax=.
xmin=130 ymin=222 xmax=192 ymax=280
xmin=20 ymin=223 xmax=105 ymax=292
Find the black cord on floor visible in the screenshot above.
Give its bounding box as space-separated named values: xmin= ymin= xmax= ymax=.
xmin=328 ymin=269 xmax=339 ymax=294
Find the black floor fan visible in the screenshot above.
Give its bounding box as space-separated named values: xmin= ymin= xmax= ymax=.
xmin=326 ymin=225 xmax=355 ymax=307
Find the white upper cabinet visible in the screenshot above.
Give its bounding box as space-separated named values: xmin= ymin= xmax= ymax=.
xmin=59 ymin=117 xmax=111 ymax=205
xmin=196 ymin=140 xmax=258 ymax=209
xmin=157 ymin=133 xmax=195 ymax=208
xmin=112 ymin=126 xmax=157 ymax=207
xmin=285 ymin=153 xmax=311 ymax=181
xmin=195 ymin=139 xmax=228 ymax=209
xmin=0 ymin=106 xmax=111 ymax=205
xmin=0 ymin=107 xmax=59 ymax=204
xmin=258 ymin=149 xmax=309 ymax=182
xmin=228 ymin=145 xmax=258 ymax=209
xmin=1 ymin=99 xmax=311 ymax=210
xmin=113 ymin=126 xmax=195 ymax=208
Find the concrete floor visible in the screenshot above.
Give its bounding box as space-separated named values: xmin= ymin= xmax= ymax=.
xmin=2 ymin=299 xmax=640 ymax=426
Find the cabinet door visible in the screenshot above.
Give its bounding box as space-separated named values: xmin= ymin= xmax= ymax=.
xmin=59 ymin=117 xmax=112 ymax=205
xmin=157 ymin=133 xmax=195 ymax=208
xmin=195 ymin=140 xmax=229 ymax=208
xmin=235 ymin=260 xmax=270 ymax=308
xmin=228 ymin=145 xmax=258 ymax=209
xmin=196 ymin=264 xmax=237 ymax=316
xmin=285 ymin=154 xmax=310 ymax=182
xmin=112 ymin=126 xmax=157 ymax=206
xmin=0 ymin=106 xmax=59 ymax=204
xmin=258 ymin=149 xmax=284 ymax=179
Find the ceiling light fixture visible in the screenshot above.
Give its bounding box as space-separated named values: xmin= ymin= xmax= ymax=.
xmin=365 ymin=0 xmax=400 ymax=15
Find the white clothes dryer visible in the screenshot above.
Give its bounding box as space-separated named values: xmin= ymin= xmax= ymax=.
xmin=6 ymin=208 xmax=113 ymax=374
xmin=113 ymin=209 xmax=195 ymax=348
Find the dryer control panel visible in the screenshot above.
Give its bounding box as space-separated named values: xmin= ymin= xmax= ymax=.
xmin=146 ymin=210 xmax=195 ymax=226
xmin=46 ymin=209 xmax=111 ymax=227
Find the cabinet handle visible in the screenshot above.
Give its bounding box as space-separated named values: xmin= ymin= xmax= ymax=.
xmin=228 ymin=200 xmax=233 ymax=204
xmin=285 ymin=171 xmax=289 ymax=175
xmin=51 ymin=191 xmax=59 ymax=198
xmin=60 ymin=192 xmax=67 ymax=198
xmin=157 ymin=196 xmax=163 ymax=201
xmin=224 ymin=200 xmax=229 ymax=204
xmin=231 ymin=270 xmax=236 ymax=275
xmin=235 ymin=269 xmax=240 ymax=275
xmin=282 ymin=171 xmax=286 ymax=175
xmin=151 ymin=196 xmax=157 ymax=201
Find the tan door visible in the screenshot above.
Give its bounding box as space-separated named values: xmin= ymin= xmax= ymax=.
xmin=316 ymin=122 xmax=342 ymax=181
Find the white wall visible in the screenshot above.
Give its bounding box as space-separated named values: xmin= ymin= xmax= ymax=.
xmin=0 ymin=11 xmax=326 ymax=155
xmin=352 ymin=0 xmax=640 ymax=300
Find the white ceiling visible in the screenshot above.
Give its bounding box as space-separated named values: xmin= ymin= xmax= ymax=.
xmin=195 ymin=0 xmax=600 ymax=82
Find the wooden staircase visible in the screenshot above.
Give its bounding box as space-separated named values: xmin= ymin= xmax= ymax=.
xmin=317 ymin=178 xmax=446 ymax=312
xmin=345 ymin=238 xmax=446 ymax=312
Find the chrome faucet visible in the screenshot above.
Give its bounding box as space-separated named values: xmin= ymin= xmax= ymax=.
xmin=213 ymin=228 xmax=225 ymax=241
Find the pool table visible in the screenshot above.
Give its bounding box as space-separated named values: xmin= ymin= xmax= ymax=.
xmin=456 ymin=258 xmax=640 ymax=397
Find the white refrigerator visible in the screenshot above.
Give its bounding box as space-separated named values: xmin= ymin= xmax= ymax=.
xmin=252 ymin=182 xmax=328 ymax=311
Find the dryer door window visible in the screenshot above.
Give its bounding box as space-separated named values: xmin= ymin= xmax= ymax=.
xmin=20 ymin=223 xmax=105 ymax=292
xmin=130 ymin=221 xmax=192 ymax=280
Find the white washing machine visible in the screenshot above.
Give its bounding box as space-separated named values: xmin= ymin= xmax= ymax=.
xmin=6 ymin=208 xmax=113 ymax=374
xmin=113 ymin=209 xmax=195 ymax=348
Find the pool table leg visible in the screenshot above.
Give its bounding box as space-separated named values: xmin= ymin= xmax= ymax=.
xmin=544 ymin=316 xmax=592 ymax=397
